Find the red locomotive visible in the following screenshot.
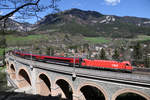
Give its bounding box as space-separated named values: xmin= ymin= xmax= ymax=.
xmin=12 ymin=50 xmax=133 ymax=72
xmin=81 ymin=59 xmax=132 ymax=72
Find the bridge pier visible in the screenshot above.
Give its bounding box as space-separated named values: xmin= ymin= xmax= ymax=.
xmin=31 ymin=67 xmax=36 ymax=94
xmin=72 ymin=92 xmax=86 ymax=100
xmin=51 ymin=84 xmax=65 ymax=98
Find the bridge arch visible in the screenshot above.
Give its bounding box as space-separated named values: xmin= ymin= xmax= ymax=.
xmin=77 ymin=82 xmax=108 ymax=100
xmin=54 ymin=77 xmax=74 ymax=100
xmin=36 ymin=72 xmax=51 ymax=96
xmin=6 ymin=60 xmax=9 ymax=68
xmin=17 ymin=67 xmax=32 ymax=88
xmin=7 ymin=62 xmax=15 ymax=72
xmin=112 ymin=88 xmax=150 ymax=100
xmin=9 ymin=64 xmax=16 ymax=79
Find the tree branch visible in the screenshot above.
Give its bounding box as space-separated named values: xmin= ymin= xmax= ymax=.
xmin=0 ymin=0 xmax=40 ymax=21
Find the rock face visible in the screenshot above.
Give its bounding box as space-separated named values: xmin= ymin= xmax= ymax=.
xmin=0 ymin=17 xmax=32 ymax=32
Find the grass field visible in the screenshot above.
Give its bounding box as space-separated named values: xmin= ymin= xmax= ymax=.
xmin=129 ymin=35 xmax=150 ymax=42
xmin=84 ymin=37 xmax=111 ymax=44
xmin=4 ymin=34 xmax=49 ymax=46
xmin=137 ymin=35 xmax=150 ymax=41
xmin=0 ymin=34 xmax=149 ymax=47
xmin=0 ymin=34 xmax=49 ymax=57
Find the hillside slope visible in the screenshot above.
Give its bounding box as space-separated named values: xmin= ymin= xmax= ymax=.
xmin=0 ymin=17 xmax=32 ymax=32
xmin=33 ymin=8 xmax=150 ymax=38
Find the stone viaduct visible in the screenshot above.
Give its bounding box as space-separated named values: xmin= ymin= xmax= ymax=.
xmin=5 ymin=53 xmax=150 ymax=100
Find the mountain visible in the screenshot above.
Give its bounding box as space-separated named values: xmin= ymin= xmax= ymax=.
xmin=1 ymin=8 xmax=150 ymax=38
xmin=0 ymin=17 xmax=32 ymax=32
xmin=33 ymin=8 xmax=150 ymax=38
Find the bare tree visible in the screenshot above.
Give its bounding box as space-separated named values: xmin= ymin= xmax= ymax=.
xmin=0 ymin=0 xmax=60 ymax=65
xmin=0 ymin=0 xmax=60 ymax=21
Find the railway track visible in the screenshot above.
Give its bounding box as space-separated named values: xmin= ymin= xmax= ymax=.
xmin=133 ymin=69 xmax=150 ymax=75
xmin=8 ymin=53 xmax=150 ymax=76
xmin=7 ymin=54 xmax=150 ymax=85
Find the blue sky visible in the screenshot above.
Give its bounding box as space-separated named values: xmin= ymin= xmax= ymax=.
xmin=1 ymin=0 xmax=150 ymax=24
xmin=58 ymin=0 xmax=150 ymax=18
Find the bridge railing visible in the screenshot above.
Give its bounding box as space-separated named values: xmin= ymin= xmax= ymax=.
xmin=133 ymin=67 xmax=150 ymax=72
xmin=6 ymin=52 xmax=150 ymax=87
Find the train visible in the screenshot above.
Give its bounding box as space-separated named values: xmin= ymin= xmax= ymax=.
xmin=11 ymin=50 xmax=133 ymax=72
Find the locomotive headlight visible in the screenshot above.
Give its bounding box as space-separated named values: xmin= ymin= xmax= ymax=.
xmin=112 ymin=64 xmax=118 ymax=67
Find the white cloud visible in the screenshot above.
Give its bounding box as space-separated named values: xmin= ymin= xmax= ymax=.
xmin=72 ymin=1 xmax=82 ymax=7
xmin=76 ymin=3 xmax=81 ymax=6
xmin=10 ymin=14 xmax=16 ymax=19
xmin=105 ymin=0 xmax=120 ymax=6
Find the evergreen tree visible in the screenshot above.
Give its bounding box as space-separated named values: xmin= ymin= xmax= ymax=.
xmin=100 ymin=48 xmax=107 ymax=60
xmin=46 ymin=47 xmax=51 ymax=55
xmin=88 ymin=50 xmax=92 ymax=59
xmin=51 ymin=48 xmax=54 ymax=56
xmin=2 ymin=49 xmax=6 ymax=66
xmin=144 ymin=56 xmax=150 ymax=68
xmin=0 ymin=37 xmax=7 ymax=48
xmin=133 ymin=43 xmax=142 ymax=60
xmin=112 ymin=49 xmax=120 ymax=61
xmin=39 ymin=50 xmax=42 ymax=55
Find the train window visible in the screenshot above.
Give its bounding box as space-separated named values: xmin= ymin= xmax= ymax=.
xmin=79 ymin=58 xmax=83 ymax=62
xmin=126 ymin=63 xmax=129 ymax=66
